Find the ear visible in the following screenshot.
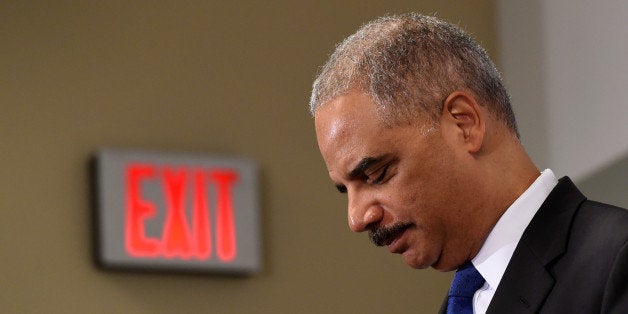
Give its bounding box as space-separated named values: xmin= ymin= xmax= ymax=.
xmin=440 ymin=91 xmax=485 ymax=153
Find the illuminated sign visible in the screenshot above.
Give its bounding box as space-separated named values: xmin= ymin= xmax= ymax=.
xmin=93 ymin=149 xmax=261 ymax=274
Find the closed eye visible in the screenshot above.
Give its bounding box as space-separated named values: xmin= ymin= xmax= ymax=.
xmin=367 ymin=164 xmax=390 ymax=185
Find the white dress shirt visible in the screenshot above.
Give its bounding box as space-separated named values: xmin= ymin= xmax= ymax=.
xmin=471 ymin=169 xmax=558 ymax=314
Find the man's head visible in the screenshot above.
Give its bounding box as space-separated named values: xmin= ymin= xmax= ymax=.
xmin=311 ymin=14 xmax=537 ymax=271
xmin=310 ymin=13 xmax=517 ymax=135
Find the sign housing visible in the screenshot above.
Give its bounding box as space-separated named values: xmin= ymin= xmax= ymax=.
xmin=93 ymin=149 xmax=261 ymax=274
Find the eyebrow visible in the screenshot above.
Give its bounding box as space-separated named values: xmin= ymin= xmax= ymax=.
xmin=334 ymin=155 xmax=388 ymax=193
xmin=348 ymin=156 xmax=385 ymax=179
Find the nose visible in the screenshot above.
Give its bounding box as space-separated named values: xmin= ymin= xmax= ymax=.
xmin=347 ymin=190 xmax=384 ymax=232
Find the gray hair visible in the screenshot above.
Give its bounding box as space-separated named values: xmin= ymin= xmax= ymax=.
xmin=309 ymin=13 xmax=518 ymax=136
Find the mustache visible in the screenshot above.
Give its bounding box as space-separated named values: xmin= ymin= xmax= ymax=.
xmin=369 ymin=222 xmax=412 ymax=246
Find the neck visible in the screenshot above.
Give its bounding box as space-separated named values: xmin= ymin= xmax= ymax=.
xmin=468 ymin=133 xmax=540 ymax=261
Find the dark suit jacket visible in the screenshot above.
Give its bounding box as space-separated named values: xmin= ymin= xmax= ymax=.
xmin=440 ymin=177 xmax=628 ymax=313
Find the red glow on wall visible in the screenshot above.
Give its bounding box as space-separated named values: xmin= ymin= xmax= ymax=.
xmin=124 ymin=163 xmax=238 ymax=262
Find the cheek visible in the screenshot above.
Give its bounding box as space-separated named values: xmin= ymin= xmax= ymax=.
xmin=395 ymin=174 xmax=454 ymax=238
xmin=394 ymin=178 xmax=442 ymax=220
xmin=387 ymin=144 xmax=463 ymax=222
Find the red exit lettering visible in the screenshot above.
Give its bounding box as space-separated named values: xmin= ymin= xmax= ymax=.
xmin=124 ymin=163 xmax=238 ymax=262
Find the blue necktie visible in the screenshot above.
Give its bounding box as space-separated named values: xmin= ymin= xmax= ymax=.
xmin=447 ymin=262 xmax=485 ymax=314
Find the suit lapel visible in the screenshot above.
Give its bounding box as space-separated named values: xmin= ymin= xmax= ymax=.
xmin=487 ymin=177 xmax=586 ymax=313
xmin=486 ymin=243 xmax=555 ymax=313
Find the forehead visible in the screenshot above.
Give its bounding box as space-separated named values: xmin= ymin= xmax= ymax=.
xmin=315 ymin=92 xmax=381 ymax=138
xmin=314 ymin=92 xmax=401 ymax=177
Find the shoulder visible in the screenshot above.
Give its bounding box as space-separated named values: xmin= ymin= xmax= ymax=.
xmin=572 ymin=200 xmax=628 ymax=248
xmin=580 ymin=199 xmax=628 ymax=216
xmin=538 ymin=199 xmax=628 ymax=312
xmin=575 ymin=201 xmax=628 ymax=313
xmin=553 ymin=198 xmax=627 ymax=287
xmin=542 ymin=177 xmax=627 ymax=249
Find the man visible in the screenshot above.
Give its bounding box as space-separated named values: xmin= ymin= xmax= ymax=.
xmin=309 ymin=13 xmax=627 ymax=313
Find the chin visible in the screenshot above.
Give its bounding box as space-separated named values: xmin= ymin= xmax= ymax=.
xmin=401 ymin=250 xmax=435 ymax=269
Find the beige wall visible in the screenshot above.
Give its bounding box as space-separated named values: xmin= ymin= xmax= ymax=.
xmin=1 ymin=1 xmax=496 ymax=313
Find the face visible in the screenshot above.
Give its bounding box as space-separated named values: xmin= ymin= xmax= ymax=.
xmin=314 ymin=91 xmax=481 ymax=271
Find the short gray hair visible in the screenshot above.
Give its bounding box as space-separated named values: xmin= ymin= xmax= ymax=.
xmin=309 ymin=13 xmax=518 ymax=135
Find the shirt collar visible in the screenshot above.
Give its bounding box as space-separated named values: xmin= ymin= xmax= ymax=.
xmin=472 ymin=169 xmax=558 ymax=289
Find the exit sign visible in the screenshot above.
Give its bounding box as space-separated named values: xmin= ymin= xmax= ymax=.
xmin=93 ymin=149 xmax=262 ymax=274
